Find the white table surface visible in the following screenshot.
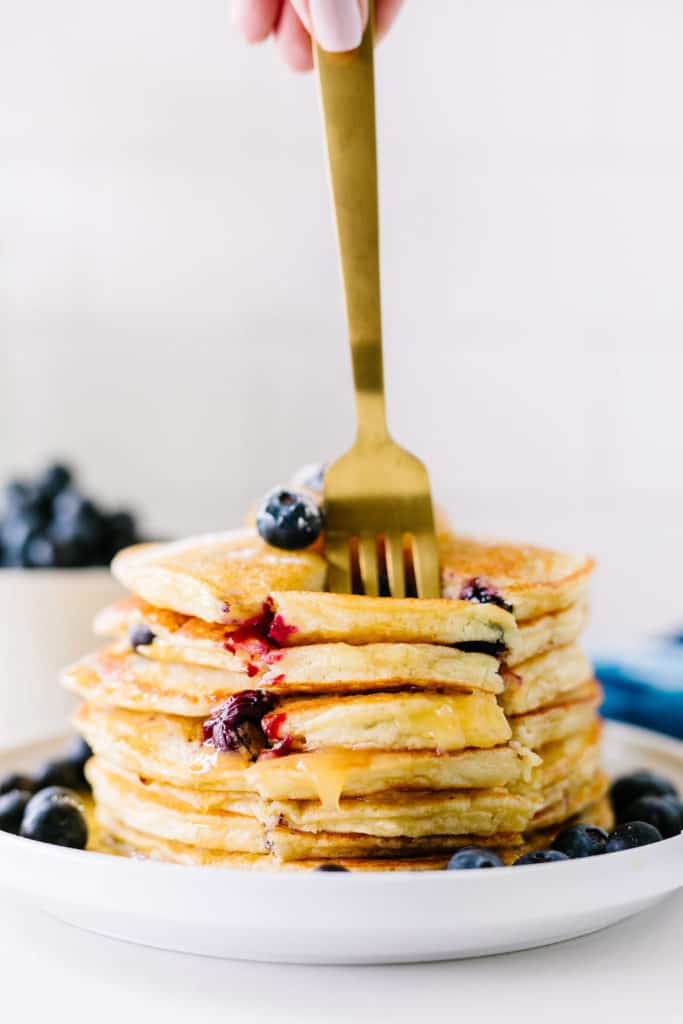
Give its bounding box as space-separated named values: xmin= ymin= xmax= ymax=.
xmin=2 ymin=887 xmax=680 ymax=1024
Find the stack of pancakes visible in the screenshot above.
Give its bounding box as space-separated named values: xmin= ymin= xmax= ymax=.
xmin=63 ymin=527 xmax=605 ymax=870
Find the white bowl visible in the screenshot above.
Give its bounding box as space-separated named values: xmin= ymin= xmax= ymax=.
xmin=0 ymin=721 xmax=681 ymax=963
xmin=0 ymin=569 xmax=122 ymax=747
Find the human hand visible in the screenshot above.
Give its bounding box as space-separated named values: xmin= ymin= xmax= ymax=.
xmin=231 ymin=0 xmax=404 ymax=71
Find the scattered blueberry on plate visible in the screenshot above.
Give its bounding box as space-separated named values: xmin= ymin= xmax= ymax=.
xmin=619 ymin=795 xmax=683 ymax=838
xmin=552 ymin=824 xmax=608 ymax=859
xmin=20 ymin=787 xmax=88 ymax=849
xmin=0 ymin=771 xmax=35 ymax=797
xmin=256 ymin=489 xmax=324 ymax=551
xmin=447 ymin=847 xmax=503 ymax=870
xmin=514 ymin=849 xmax=570 ymax=865
xmin=0 ymin=461 xmax=140 ymax=568
xmin=605 ymin=821 xmax=663 ymax=852
xmin=0 ymin=790 xmax=33 ymax=835
xmin=0 ymin=736 xmax=92 ymax=845
xmin=609 ymin=770 xmax=677 ymax=819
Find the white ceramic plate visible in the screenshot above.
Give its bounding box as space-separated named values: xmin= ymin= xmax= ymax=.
xmin=0 ymin=721 xmax=681 ymax=964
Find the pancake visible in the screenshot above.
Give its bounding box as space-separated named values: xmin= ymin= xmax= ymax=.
xmin=521 ymin=721 xmax=602 ymax=793
xmin=92 ymin=813 xmax=274 ymax=869
xmin=259 ymin=642 xmax=503 ymax=694
xmin=497 ymin=796 xmax=613 ymax=864
xmin=94 ymin=597 xmax=271 ymax=673
xmin=263 ymin=691 xmax=511 ymax=752
xmin=267 ymin=591 xmax=517 ymax=648
xmin=87 ymin=757 xmax=260 ymax=815
xmin=86 ymin=758 xmax=267 ymax=854
xmin=74 ymin=703 xmax=255 ymax=792
xmin=62 ymin=647 xmax=257 ymax=717
xmin=439 ymin=533 xmax=593 ymax=622
xmin=506 ymin=600 xmax=589 ymax=667
xmin=111 ymin=529 xmax=327 ymax=624
xmin=95 ymin=598 xmax=510 ymax=689
xmin=530 ymin=772 xmax=609 ymax=830
xmin=267 ymin=827 xmax=523 ymax=862
xmin=262 ymin=788 xmax=538 ymax=838
xmin=94 ymin=797 xmax=613 ymax=870
xmin=92 ymin=809 xmax=495 ymax=871
xmin=69 ymin=640 xmax=504 ymax=709
xmin=509 ymin=682 xmax=602 ymax=749
xmin=534 ymin=739 xmax=601 ymax=811
xmin=248 ymin=744 xmax=540 ymax=803
xmin=75 ymin=702 xmax=539 ymax=800
xmin=500 ymin=643 xmax=592 ymax=716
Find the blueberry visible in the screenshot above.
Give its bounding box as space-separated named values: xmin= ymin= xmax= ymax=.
xmin=52 ymin=489 xmax=88 ymax=522
xmin=1 ymin=512 xmax=44 ymax=566
xmin=0 ymin=790 xmax=32 ymax=835
xmin=65 ymin=735 xmax=92 ymax=771
xmin=620 ymin=796 xmax=682 ymax=839
xmin=32 ymin=755 xmax=87 ymax=792
xmin=514 ymin=849 xmax=569 ymax=865
xmin=609 ymin=771 xmax=677 ymax=818
xmin=99 ymin=510 xmax=138 ymax=563
xmin=55 ymin=736 xmax=93 ymax=790
xmin=202 ymin=690 xmax=276 ymax=758
xmin=256 ymin=489 xmax=324 ymax=551
xmin=553 ymin=824 xmax=608 ymax=859
xmin=20 ymin=787 xmax=88 ymax=848
xmin=23 ymin=534 xmax=60 ymax=569
xmin=37 ymin=463 xmax=72 ymax=503
xmin=447 ymin=846 xmax=504 ymax=870
xmin=4 ymin=480 xmax=50 ymax=517
xmin=605 ymin=821 xmax=663 ymax=853
xmin=314 ymin=864 xmax=349 ymax=872
xmin=0 ymin=772 xmax=36 ymax=796
xmin=130 ymin=625 xmax=155 ymax=649
xmin=4 ymin=480 xmax=31 ymax=513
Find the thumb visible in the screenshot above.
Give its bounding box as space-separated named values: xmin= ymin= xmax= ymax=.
xmin=290 ymin=0 xmax=369 ymax=53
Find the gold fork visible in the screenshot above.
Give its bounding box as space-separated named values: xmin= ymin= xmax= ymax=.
xmin=314 ymin=4 xmax=440 ymax=599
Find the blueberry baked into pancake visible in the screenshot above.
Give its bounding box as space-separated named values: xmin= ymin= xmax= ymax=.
xmin=60 ymin=485 xmax=609 ymax=871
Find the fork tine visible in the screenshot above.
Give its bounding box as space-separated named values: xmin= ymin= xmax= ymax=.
xmin=384 ymin=534 xmax=406 ymax=599
xmin=358 ymin=535 xmax=380 ymax=596
xmin=325 ymin=534 xmax=353 ymax=594
xmin=411 ymin=532 xmax=441 ymax=599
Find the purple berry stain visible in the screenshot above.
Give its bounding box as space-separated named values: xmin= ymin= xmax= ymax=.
xmin=459 ymin=577 xmax=513 ymax=614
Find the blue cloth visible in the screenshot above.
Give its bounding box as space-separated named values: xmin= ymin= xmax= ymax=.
xmin=594 ymin=637 xmax=683 ymax=739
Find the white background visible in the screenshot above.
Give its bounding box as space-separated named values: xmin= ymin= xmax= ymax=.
xmin=1 ymin=0 xmax=682 ymax=643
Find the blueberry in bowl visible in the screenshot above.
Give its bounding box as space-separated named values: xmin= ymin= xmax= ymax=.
xmin=0 ymin=460 xmax=143 ymax=749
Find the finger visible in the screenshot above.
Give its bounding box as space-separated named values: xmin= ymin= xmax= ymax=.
xmin=290 ymin=0 xmax=368 ymax=53
xmin=231 ymin=0 xmax=283 ymax=43
xmin=275 ymin=1 xmax=314 ymax=71
xmin=375 ymin=0 xmax=404 ymax=42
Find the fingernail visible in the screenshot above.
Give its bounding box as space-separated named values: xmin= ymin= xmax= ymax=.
xmin=309 ymin=0 xmax=367 ymax=53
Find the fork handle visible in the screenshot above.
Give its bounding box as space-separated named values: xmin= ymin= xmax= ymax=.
xmin=314 ymin=4 xmax=388 ymax=444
